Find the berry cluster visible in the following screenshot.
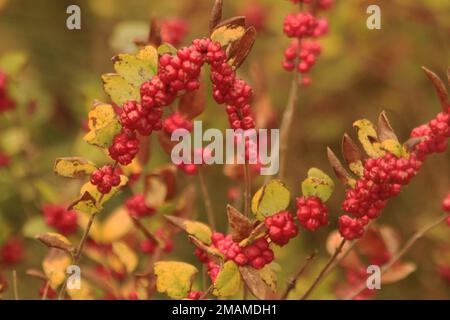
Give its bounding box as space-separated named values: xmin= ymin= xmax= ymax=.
xmin=0 ymin=152 xmax=10 ymax=168
xmin=338 ymin=152 xmax=422 ymax=240
xmin=0 ymin=238 xmax=24 ymax=265
xmin=282 ymin=40 xmax=321 ymax=86
xmin=139 ymin=229 xmax=173 ymax=254
xmin=0 ymin=71 xmax=15 ymax=113
xmin=282 ymin=0 xmax=333 ymax=85
xmin=296 ymin=196 xmax=329 ymax=231
xmin=90 ymin=165 xmax=121 ymax=194
xmin=125 ymin=194 xmax=155 ymax=218
xmin=160 ymin=18 xmax=189 ymax=47
xmin=108 ymin=129 xmax=140 ymax=165
xmin=38 ymin=284 xmax=57 ymax=299
xmin=265 ymin=210 xmax=298 ymax=246
xmin=283 ymin=13 xmax=318 ymax=38
xmin=410 ymin=111 xmax=450 ymax=160
xmin=119 ymin=100 xmax=163 ymax=136
xmin=42 ymin=204 xmax=78 ymax=235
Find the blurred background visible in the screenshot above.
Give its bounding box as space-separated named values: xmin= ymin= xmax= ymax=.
xmin=0 ymin=0 xmax=449 ymax=299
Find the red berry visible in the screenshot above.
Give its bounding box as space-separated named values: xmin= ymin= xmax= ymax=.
xmin=39 ymin=284 xmax=57 ymax=299
xmin=128 ymin=291 xmax=139 ymax=300
xmin=108 ymin=129 xmax=140 ymax=165
xmin=125 ymin=194 xmax=155 ymax=218
xmin=42 ymin=204 xmax=78 ymax=235
xmin=296 ymin=196 xmax=329 ymax=231
xmin=442 ymin=193 xmax=450 ymax=213
xmin=90 ymin=165 xmax=121 ymax=194
xmin=265 ymin=211 xmax=298 ymax=246
xmin=163 ymin=112 xmax=193 ymax=135
xmin=338 ymin=215 xmax=365 ymax=240
xmin=187 ymin=291 xmax=203 ymax=300
xmin=160 ymin=18 xmax=189 ymax=47
xmin=140 ymin=239 xmax=157 ymax=254
xmin=0 ymin=238 xmax=24 ymax=265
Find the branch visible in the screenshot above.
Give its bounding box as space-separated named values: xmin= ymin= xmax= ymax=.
xmin=281 ymin=250 xmax=317 ymax=300
xmin=300 ymin=238 xmax=346 ymax=300
xmin=344 ymin=213 xmax=448 ymax=300
xmin=243 ymin=162 xmax=251 ymax=217
xmin=198 ymin=168 xmax=216 ymax=230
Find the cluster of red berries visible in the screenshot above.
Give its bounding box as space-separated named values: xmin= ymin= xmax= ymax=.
xmin=195 ymin=232 xmax=274 ymax=282
xmin=410 ymin=111 xmax=450 ymax=160
xmin=108 ymin=129 xmax=140 ymax=165
xmin=282 ymin=40 xmax=321 ymax=86
xmin=163 ymin=111 xmax=193 ymax=135
xmin=296 ymin=196 xmax=329 ymax=231
xmin=90 ymin=165 xmax=121 ymax=194
xmin=338 ymin=152 xmax=422 ymax=240
xmin=282 ymin=0 xmax=332 ymax=85
xmin=0 ymin=71 xmax=15 ymax=113
xmin=160 ymin=18 xmax=189 ymax=47
xmin=104 ymin=37 xmax=256 ymax=184
xmin=264 ymin=210 xmax=298 ymax=246
xmin=125 ymin=194 xmax=155 ymax=218
xmin=0 ymin=238 xmax=24 ymax=265
xmin=42 ymin=204 xmax=78 ymax=235
xmin=283 ymin=12 xmax=318 ymax=38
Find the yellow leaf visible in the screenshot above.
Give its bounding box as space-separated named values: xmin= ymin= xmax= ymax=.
xmin=353 ymin=119 xmax=385 ymax=158
xmin=112 ymin=241 xmax=138 ymax=274
xmin=42 ymin=249 xmax=72 ymax=289
xmin=136 ymin=45 xmax=158 ymax=73
xmin=101 ymin=207 xmax=133 ymax=243
xmin=165 ymin=216 xmax=212 ymax=245
xmin=113 ymin=51 xmax=155 ymax=88
xmin=213 ymin=261 xmax=242 ymax=297
xmin=101 ymin=73 xmax=139 ymax=106
xmin=251 ymin=180 xmax=290 ymax=220
xmin=380 ymin=139 xmax=404 ymax=157
xmin=259 ymin=265 xmax=277 ymax=293
xmin=71 ymin=175 xmax=128 ymax=214
xmin=83 ymin=101 xmax=122 ymax=148
xmin=53 ymin=157 xmax=97 ymax=178
xmin=154 ymin=261 xmax=198 ymax=299
xmin=67 ymin=279 xmax=95 ymax=300
xmin=211 ymin=19 xmax=246 ymax=47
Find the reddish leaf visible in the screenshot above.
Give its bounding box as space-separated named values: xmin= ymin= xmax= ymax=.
xmin=178 ymin=83 xmax=206 ymax=120
xmin=342 ymin=134 xmax=364 ymax=177
xmin=227 ymin=26 xmax=257 ymax=69
xmin=326 ymin=147 xmax=356 ymax=188
xmin=422 ymin=66 xmax=449 ymax=112
xmin=377 ymin=111 xmax=398 ymax=142
xmin=227 ymin=204 xmax=253 ymax=242
xmin=209 ymin=0 xmax=224 ymax=33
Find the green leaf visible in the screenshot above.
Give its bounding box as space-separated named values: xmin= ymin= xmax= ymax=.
xmin=83 ymin=101 xmax=122 ymax=148
xmin=22 ymin=216 xmax=52 ymax=239
xmin=251 ymin=180 xmax=290 ymax=221
xmin=154 ymin=261 xmax=198 ymax=299
xmin=0 ymin=51 xmax=27 ymax=76
xmin=101 ymin=73 xmax=139 ymax=106
xmin=53 ymin=157 xmax=97 ymax=178
xmin=157 ymin=43 xmax=177 ymax=56
xmin=113 ymin=49 xmax=156 ymax=88
xmin=301 ymin=168 xmax=335 ymax=202
xmin=213 ymin=261 xmax=242 ymax=297
xmin=164 ymin=215 xmax=212 ymax=245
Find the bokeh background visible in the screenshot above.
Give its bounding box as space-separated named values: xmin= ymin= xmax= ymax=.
xmin=0 ymin=0 xmax=449 ymax=299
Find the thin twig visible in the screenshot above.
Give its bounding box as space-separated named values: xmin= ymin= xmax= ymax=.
xmin=198 ymin=168 xmax=216 ymax=230
xmin=281 ymin=250 xmax=317 ymax=300
xmin=58 ymin=211 xmax=98 ymax=299
xmin=300 ymin=238 xmax=346 ymax=300
xmin=345 ymin=213 xmax=448 ymax=300
xmin=12 ymin=270 xmax=19 ymax=300
xmin=41 ymin=281 xmax=50 ymax=300
xmin=131 ymin=216 xmax=159 ymax=243
xmin=243 ymin=162 xmax=251 ymax=217
xmin=323 ymin=239 xmax=358 ymax=278
xmin=200 ymin=284 xmax=214 ymax=300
